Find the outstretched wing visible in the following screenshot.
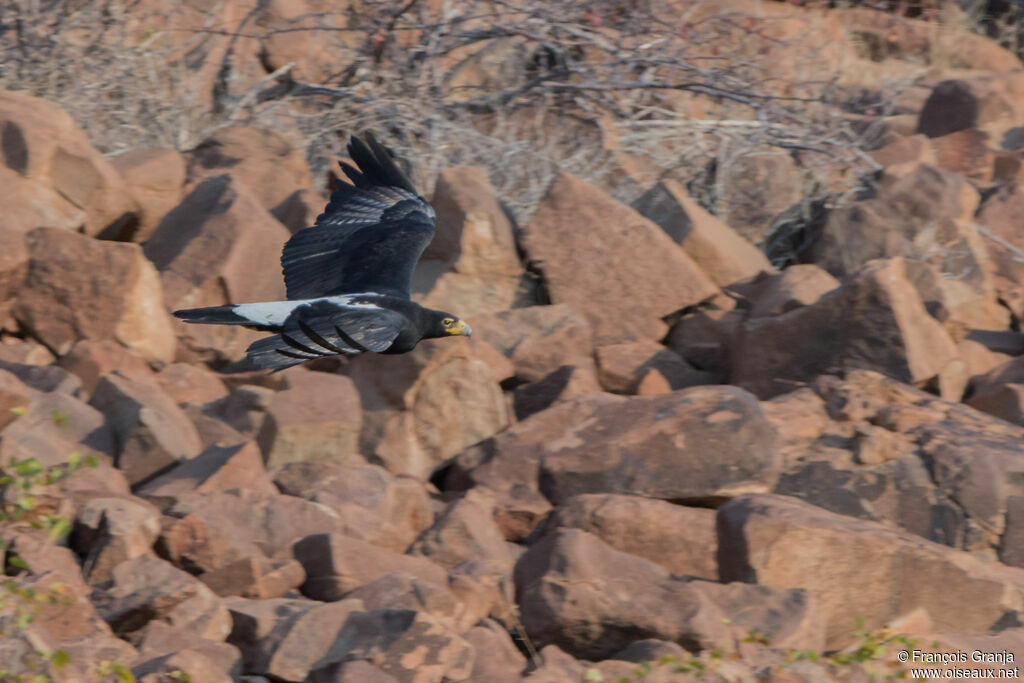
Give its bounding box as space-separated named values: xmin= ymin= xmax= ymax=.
xmin=245 ymin=299 xmax=407 ymax=371
xmin=281 ymin=134 xmax=435 ymax=301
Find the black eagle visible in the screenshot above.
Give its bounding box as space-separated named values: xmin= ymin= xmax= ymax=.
xmin=173 ymin=134 xmax=471 ymax=371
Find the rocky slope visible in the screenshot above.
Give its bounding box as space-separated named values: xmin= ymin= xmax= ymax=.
xmin=3 ymin=2 xmax=1024 ymax=682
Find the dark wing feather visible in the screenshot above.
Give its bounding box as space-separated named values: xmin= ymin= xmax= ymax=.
xmin=281 ymin=134 xmax=434 ymax=300
xmin=245 ymin=301 xmax=407 ymax=371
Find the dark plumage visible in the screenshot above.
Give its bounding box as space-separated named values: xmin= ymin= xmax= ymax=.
xmin=173 ymin=134 xmax=471 ymax=371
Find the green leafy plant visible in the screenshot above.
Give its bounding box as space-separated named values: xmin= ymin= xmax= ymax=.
xmin=0 ymin=408 xmax=104 ymax=683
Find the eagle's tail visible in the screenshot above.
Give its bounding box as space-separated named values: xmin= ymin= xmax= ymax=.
xmin=173 ymin=301 xmax=297 ymax=330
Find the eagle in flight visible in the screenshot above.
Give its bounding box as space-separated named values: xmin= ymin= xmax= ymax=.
xmin=173 ymin=134 xmax=471 ymax=371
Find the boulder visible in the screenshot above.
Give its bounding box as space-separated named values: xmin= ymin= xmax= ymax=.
xmin=90 ymin=555 xmax=231 ymax=642
xmin=537 ymin=386 xmax=779 ymax=505
xmin=185 ymin=126 xmax=314 ymax=231
xmin=347 ymin=340 xmax=508 ymax=479
xmin=88 ymin=373 xmax=202 ymax=485
xmin=293 ymin=532 xmax=448 ymax=602
xmin=73 ymin=495 xmax=162 ymax=583
xmin=733 ymin=259 xmax=960 ymax=399
xmin=13 ymin=227 xmax=176 ymax=363
xmin=57 ymin=339 xmax=155 ymax=394
xmin=746 ymin=265 xmax=840 ymax=318
xmin=155 ymin=362 xmax=229 ymax=406
xmin=143 ymin=175 xmax=290 ymax=361
xmin=412 ymin=166 xmax=528 ymax=317
xmin=714 ymin=149 xmax=803 ymax=246
xmin=718 ymin=493 xmax=1024 ymax=648
xmin=594 ymin=340 xmax=712 ymax=394
xmin=137 ymin=441 xmax=277 ymax=501
xmin=257 ymin=370 xmax=363 ymax=468
xmin=199 ymin=556 xmax=306 ymax=599
xmin=0 ymin=90 xmax=137 ymax=237
xmin=633 ymin=179 xmax=773 ymax=286
xmin=514 ymin=528 xmax=731 ymax=659
xmin=227 ymin=598 xmax=366 ymax=681
xmin=521 ymin=173 xmax=717 ymax=344
xmin=161 ymin=489 xmax=341 ymax=572
xmin=110 ymin=147 xmax=186 ymax=242
xmin=273 ymin=461 xmax=433 ymax=552
xmin=547 ymin=494 xmax=718 ymax=579
xmin=408 ymin=497 xmax=516 ymax=571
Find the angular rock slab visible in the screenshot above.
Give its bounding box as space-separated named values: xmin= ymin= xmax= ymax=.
xmin=717 ymin=493 xmax=1024 ymax=649
xmin=537 ymin=385 xmax=779 ymax=504
xmin=522 ymin=173 xmax=717 ymax=344
xmin=633 ymin=179 xmax=773 ymax=287
xmin=514 ymin=528 xmax=733 ymax=660
xmin=733 ymin=258 xmax=959 ymax=399
xmin=13 ymin=227 xmax=175 ymax=363
xmin=413 ymin=165 xmax=528 ymax=317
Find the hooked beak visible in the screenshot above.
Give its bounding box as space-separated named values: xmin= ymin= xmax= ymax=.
xmin=450 ymin=320 xmax=472 ymax=337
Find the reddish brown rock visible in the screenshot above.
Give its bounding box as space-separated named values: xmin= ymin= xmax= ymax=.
xmin=413 ymin=166 xmax=528 ymax=317
xmin=91 ymin=555 xmax=231 ymax=642
xmin=185 ymin=126 xmax=314 ymax=231
xmin=464 ymin=619 xmax=527 ymax=683
xmin=409 ymin=497 xmax=516 ymax=571
xmin=966 ymin=383 xmax=1024 ymax=426
xmin=135 ymin=621 xmax=242 ymax=676
xmin=718 ymin=493 xmax=1024 ymax=649
xmin=88 ymin=373 xmax=202 ymax=485
xmin=715 ymin=149 xmax=803 ymax=246
xmin=868 ymin=133 xmax=936 ymax=168
xmin=0 ymin=390 xmax=116 ymax=468
xmin=734 ymin=259 xmax=960 ymax=399
xmin=344 ymin=573 xmax=462 ymax=628
xmin=155 ymin=362 xmax=229 ymax=406
xmin=471 ymin=304 xmax=596 ymax=383
xmin=512 ymin=364 xmax=601 ymax=420
xmin=143 ymin=175 xmax=290 ymax=361
xmin=522 ymin=173 xmax=717 ymax=344
xmin=199 ymin=556 xmax=306 ymax=599
xmin=138 ymin=441 xmax=277 ymax=501
xmin=309 ymin=660 xmax=398 ymax=683
xmin=257 ymin=370 xmax=363 ymax=469
xmin=74 ymin=495 xmax=162 ymax=583
xmin=348 ymin=340 xmax=508 ymax=479
xmin=665 ymin=307 xmax=744 ymax=382
xmin=929 ymin=128 xmax=994 ymax=179
xmin=537 ymin=386 xmax=779 ymax=504
xmin=975 ymin=182 xmax=1024 ymax=320
xmin=746 ymin=265 xmax=841 ymax=318
xmin=227 ymin=598 xmax=366 ymax=681
xmin=13 ymin=227 xmax=175 ymax=362
xmin=514 ymin=528 xmax=731 ymax=659
xmin=0 ymin=90 xmax=137 ymax=237
xmin=0 ymin=359 xmax=81 ymax=395
xmin=272 ymin=461 xmax=433 ymax=552
xmin=57 ymin=339 xmax=155 ymax=394
xmin=293 ymin=533 xmax=448 ymax=602
xmin=548 ymin=494 xmax=718 ymax=579
xmin=307 ymin=609 xmax=475 ymax=683
xmin=812 ymin=164 xmax=1003 ymax=329
xmin=132 ymin=650 xmax=235 ymax=683
xmin=163 ymin=489 xmax=341 ymax=571
xmin=634 ymin=179 xmax=773 ymax=286
xmin=595 ymin=340 xmax=712 ymax=394
xmin=110 ymin=147 xmax=186 ymax=242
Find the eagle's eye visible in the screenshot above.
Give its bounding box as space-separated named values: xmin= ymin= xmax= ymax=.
xmin=442 ymin=317 xmax=455 ymax=327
